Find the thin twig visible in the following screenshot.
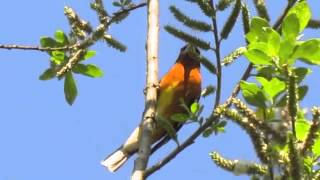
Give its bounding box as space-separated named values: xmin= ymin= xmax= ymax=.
xmin=0 ymin=44 xmax=76 ymax=51
xmin=131 ymin=0 xmax=159 ymax=180
xmin=210 ymin=1 xmax=222 ymax=108
xmin=112 ymin=2 xmax=147 ymax=18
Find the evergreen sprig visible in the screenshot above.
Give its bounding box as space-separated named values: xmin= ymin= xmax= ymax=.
xmin=288 ymin=136 xmax=302 ymax=180
xmin=286 ymin=70 xmax=299 ymax=137
xmin=231 ymin=98 xmax=284 ymax=142
xmin=220 ymin=0 xmax=241 ymax=39
xmin=103 ymin=34 xmax=127 ymax=52
xmin=241 ymin=3 xmax=250 ymax=35
xmin=189 ymin=50 xmax=216 ymax=74
xmin=210 ymin=152 xmax=235 ymax=172
xmin=222 ymin=47 xmax=246 ymax=66
xmin=253 ymin=0 xmax=270 ymax=21
xmin=210 ymin=151 xmax=268 ymax=175
xmin=219 ymin=107 xmax=269 ymax=163
xmin=301 ymin=107 xmax=320 ymax=154
xmin=164 ymin=25 xmax=211 ymax=50
xmin=194 ymin=0 xmax=215 ymax=17
xmin=217 ymin=0 xmax=235 ymax=11
xmin=307 ymin=19 xmax=320 ymax=29
xmin=64 ymin=6 xmax=93 ymax=39
xmin=169 ymin=6 xmax=212 ymax=32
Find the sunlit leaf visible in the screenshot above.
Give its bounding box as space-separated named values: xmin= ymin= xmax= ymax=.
xmin=246 ymin=17 xmax=269 ymax=43
xmin=295 ymin=119 xmax=310 ymax=141
xmin=282 ymin=14 xmax=300 ymax=41
xmin=240 ymin=81 xmax=267 ymax=108
xmin=286 ymin=1 xmax=311 ymax=32
xmin=55 ymin=30 xmax=69 ymax=45
xmin=256 ymin=77 xmax=285 ymax=100
xmin=293 ymin=39 xmax=320 ymax=65
xmin=190 ymin=102 xmax=200 ymax=114
xmin=50 ymin=51 xmax=65 ymax=65
xmin=83 ymin=50 xmax=97 ymax=60
xmin=244 ymin=49 xmax=272 ymax=65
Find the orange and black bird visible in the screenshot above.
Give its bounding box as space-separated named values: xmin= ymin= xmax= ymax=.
xmin=101 ymin=44 xmax=202 ymax=172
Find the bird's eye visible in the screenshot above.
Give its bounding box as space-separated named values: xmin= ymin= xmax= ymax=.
xmin=195 ymin=47 xmax=200 ymax=54
xmin=180 ymin=45 xmax=187 ymax=52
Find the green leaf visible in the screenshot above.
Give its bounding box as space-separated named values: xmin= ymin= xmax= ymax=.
xmin=247 ymin=27 xmax=280 ymax=56
xmin=40 ymin=37 xmax=57 ymax=48
xmin=83 ymin=50 xmax=96 ymax=60
xmin=294 ymin=67 xmax=311 ymax=83
xmin=201 ymin=85 xmax=215 ymax=97
xmin=256 ymin=66 xmax=275 ymax=80
xmin=265 ymin=28 xmax=281 ymax=55
xmin=244 ymin=49 xmax=272 ymax=65
xmin=293 ymin=39 xmax=320 ymax=65
xmin=112 ymin=2 xmax=122 ymax=7
xmin=256 ymin=77 xmax=285 ymax=100
xmin=190 ymin=102 xmax=200 ymax=114
xmin=50 ymin=51 xmax=65 ymax=65
xmin=240 ymin=81 xmax=267 ymax=108
xmin=171 ymin=113 xmax=190 ymax=123
xmin=202 ymin=127 xmax=214 ymax=137
xmin=279 ymin=39 xmax=296 ymax=64
xmin=64 ymin=72 xmax=78 ymax=105
xmin=246 ymin=17 xmax=269 ymax=43
xmin=248 ymin=42 xmax=271 ymax=56
xmin=298 ymin=85 xmax=308 ymax=101
xmin=295 ymin=119 xmax=310 ymax=141
xmin=39 ymin=68 xmax=55 ymax=80
xmin=282 ymin=14 xmax=300 ymax=41
xmin=54 ymin=30 xmax=69 ymax=45
xmin=286 ymin=1 xmax=311 ymax=32
xmin=212 ymin=120 xmax=227 ymax=135
xmin=157 ymin=118 xmax=179 ymax=145
xmin=73 ymin=64 xmax=104 ymax=78
xmin=123 ymin=0 xmax=132 ymax=6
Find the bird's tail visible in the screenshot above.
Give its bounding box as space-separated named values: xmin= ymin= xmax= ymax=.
xmin=101 ymin=147 xmax=132 ymax=172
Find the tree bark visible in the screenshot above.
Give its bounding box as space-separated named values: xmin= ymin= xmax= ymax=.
xmin=131 ymin=0 xmax=159 ymax=179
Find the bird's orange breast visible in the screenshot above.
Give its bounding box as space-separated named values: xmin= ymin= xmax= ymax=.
xmin=156 ymin=62 xmax=201 ymax=121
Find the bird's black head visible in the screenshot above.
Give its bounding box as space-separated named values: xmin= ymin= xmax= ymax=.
xmin=180 ymin=44 xmax=200 ymax=56
xmin=177 ymin=44 xmax=201 ymax=67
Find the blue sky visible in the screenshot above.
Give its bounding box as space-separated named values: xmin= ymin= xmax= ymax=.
xmin=0 ymin=0 xmax=319 ymax=180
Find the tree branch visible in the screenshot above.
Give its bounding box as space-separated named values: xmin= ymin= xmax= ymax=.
xmin=210 ymin=0 xmax=222 ymax=109
xmin=0 ymin=2 xmax=147 ymax=52
xmin=131 ymin=0 xmax=159 ymax=180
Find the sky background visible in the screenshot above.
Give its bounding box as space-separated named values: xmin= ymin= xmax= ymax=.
xmin=0 ymin=0 xmax=319 ymax=180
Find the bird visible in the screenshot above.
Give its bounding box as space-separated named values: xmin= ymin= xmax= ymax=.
xmin=101 ymin=44 xmax=202 ymax=172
